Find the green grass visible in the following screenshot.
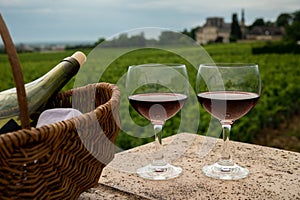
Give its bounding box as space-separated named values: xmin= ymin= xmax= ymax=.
xmin=1 ymin=42 xmax=299 ymax=151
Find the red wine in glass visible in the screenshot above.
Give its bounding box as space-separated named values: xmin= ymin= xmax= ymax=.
xmin=197 ymin=91 xmax=259 ymax=123
xmin=196 ymin=63 xmax=261 ymax=180
xmin=126 ymin=63 xmax=189 ymax=180
xmin=129 ymin=93 xmax=187 ymax=125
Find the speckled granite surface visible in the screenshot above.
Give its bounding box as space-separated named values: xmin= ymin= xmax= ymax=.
xmin=79 ymin=133 xmax=300 ymax=200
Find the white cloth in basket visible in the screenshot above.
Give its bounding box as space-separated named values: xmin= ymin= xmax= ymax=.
xmin=36 ymin=108 xmax=82 ymax=128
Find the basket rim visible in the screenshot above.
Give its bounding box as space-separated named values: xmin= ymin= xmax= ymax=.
xmin=0 ymin=82 xmax=121 ymax=147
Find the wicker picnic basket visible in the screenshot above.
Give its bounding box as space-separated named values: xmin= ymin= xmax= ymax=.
xmin=0 ymin=15 xmax=121 ymax=199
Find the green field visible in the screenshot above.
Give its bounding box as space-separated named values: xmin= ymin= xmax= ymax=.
xmin=1 ymin=42 xmax=299 ymax=152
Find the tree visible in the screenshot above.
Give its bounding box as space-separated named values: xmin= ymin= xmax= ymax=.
xmin=276 ymin=13 xmax=292 ymax=27
xmin=248 ymin=18 xmax=267 ymax=31
xmin=181 ymin=26 xmax=200 ymax=41
xmin=94 ymin=38 xmax=105 ymax=46
xmin=293 ymin=10 xmax=300 ymax=22
xmin=265 ymin=21 xmax=275 ymax=26
xmin=182 ymin=29 xmax=190 ymax=37
xmin=159 ymin=31 xmax=182 ymax=45
xmin=129 ymin=33 xmax=146 ymax=47
xmin=252 ymin=18 xmax=265 ymax=27
xmin=284 ymin=10 xmax=300 ymax=42
xmin=230 ymin=13 xmax=242 ymax=42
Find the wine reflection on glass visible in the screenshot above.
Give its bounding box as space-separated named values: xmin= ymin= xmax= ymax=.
xmin=196 ymin=63 xmax=261 ymax=180
xmin=126 ymin=64 xmax=189 ymax=180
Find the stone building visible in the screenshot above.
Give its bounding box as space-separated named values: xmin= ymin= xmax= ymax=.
xmin=195 ymin=9 xmax=284 ymax=44
xmin=195 ymin=17 xmax=231 ymax=44
xmin=246 ymin=26 xmax=284 ymax=41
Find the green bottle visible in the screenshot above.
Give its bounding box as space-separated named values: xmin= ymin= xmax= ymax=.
xmin=0 ymin=51 xmax=86 ymax=127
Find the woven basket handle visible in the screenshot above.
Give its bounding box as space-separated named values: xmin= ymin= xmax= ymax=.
xmin=0 ymin=14 xmax=30 ymax=129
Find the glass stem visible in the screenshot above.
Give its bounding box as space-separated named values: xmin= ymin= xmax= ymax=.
xmin=218 ymin=124 xmax=234 ymax=166
xmin=152 ymin=124 xmax=167 ymax=166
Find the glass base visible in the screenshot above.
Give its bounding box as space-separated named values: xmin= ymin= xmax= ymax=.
xmin=137 ymin=163 xmax=182 ymax=180
xmin=202 ymin=162 xmax=249 ymax=180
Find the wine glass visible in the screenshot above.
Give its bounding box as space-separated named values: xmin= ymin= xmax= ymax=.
xmin=196 ymin=63 xmax=261 ymax=180
xmin=126 ymin=64 xmax=189 ymax=180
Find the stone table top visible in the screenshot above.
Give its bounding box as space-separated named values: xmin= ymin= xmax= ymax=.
xmin=79 ymin=133 xmax=300 ymax=199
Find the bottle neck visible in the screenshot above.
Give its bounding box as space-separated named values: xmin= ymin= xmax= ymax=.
xmin=61 ymin=57 xmax=80 ymax=75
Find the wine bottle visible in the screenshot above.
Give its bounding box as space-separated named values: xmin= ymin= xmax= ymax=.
xmin=0 ymin=51 xmax=86 ymax=127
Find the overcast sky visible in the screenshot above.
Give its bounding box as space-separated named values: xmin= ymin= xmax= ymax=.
xmin=0 ymin=0 xmax=299 ymax=43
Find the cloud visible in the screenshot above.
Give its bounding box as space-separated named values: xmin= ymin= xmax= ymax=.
xmin=0 ymin=0 xmax=299 ymax=43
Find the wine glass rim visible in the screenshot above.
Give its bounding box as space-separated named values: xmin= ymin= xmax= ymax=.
xmin=200 ymin=63 xmax=258 ymax=68
xmin=129 ymin=63 xmax=186 ymax=69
